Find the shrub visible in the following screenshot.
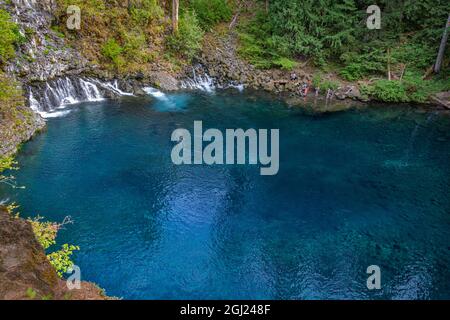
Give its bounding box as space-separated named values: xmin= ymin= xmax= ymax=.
xmin=312 ymin=74 xmax=340 ymax=92
xmin=365 ymin=80 xmax=409 ymax=103
xmin=0 ymin=156 xmax=19 ymax=189
xmin=362 ymin=70 xmax=450 ymax=103
xmin=122 ymin=32 xmax=146 ymax=59
xmin=237 ymin=11 xmax=280 ymax=69
xmin=0 ymin=9 xmax=24 ymax=64
xmin=0 ymin=156 xmax=16 ymax=174
xmin=166 ymin=10 xmax=204 ymax=61
xmin=29 ymin=217 xmax=80 ymax=278
xmin=189 ymin=0 xmax=232 ymax=30
xmin=273 ymin=57 xmax=298 ymax=71
xmin=101 ymin=38 xmax=124 ymax=68
xmin=47 ymin=244 xmax=80 ymax=277
xmin=130 ymin=0 xmax=164 ymax=26
xmin=339 ymin=49 xmax=387 ymax=81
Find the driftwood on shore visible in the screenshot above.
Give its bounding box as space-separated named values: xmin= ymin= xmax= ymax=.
xmin=431 ymin=92 xmax=450 ymax=109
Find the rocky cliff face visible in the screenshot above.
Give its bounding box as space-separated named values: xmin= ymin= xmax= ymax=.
xmin=0 ymin=206 xmax=107 ymax=300
xmin=3 ymin=0 xmax=89 ymax=82
xmin=0 ymin=104 xmax=45 ymax=157
xmin=0 ymin=0 xmax=87 ymax=157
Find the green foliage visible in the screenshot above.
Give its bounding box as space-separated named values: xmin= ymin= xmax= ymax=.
xmin=0 ymin=9 xmax=24 ymax=64
xmin=1 ymin=156 xmax=79 ymax=279
xmin=264 ymin=0 xmax=359 ymax=65
xmin=101 ymin=38 xmax=124 ymax=68
xmin=26 ymin=288 xmax=37 ymax=300
xmin=0 ymin=155 xmax=22 ymax=189
xmin=237 ymin=31 xmax=272 ymax=68
xmin=188 ymin=0 xmax=232 ymax=30
xmin=237 ymin=11 xmax=293 ymax=69
xmin=362 ymin=72 xmax=450 ymax=103
xmin=130 ymin=0 xmax=164 ymax=26
xmin=29 ymin=218 xmax=59 ymax=250
xmin=167 ymin=10 xmax=204 ymax=61
xmin=47 ymin=244 xmax=80 ymax=277
xmin=0 ymin=71 xmax=23 ymax=104
xmin=50 ymin=26 xmax=65 ymax=39
xmin=122 ymin=31 xmax=147 ymax=60
xmin=364 ymin=80 xmax=409 ymax=102
xmin=273 ymin=57 xmax=298 ymax=71
xmin=55 ymin=0 xmax=106 ymax=16
xmin=54 ymin=0 xmax=165 ymax=72
xmin=390 ymin=42 xmax=436 ymax=71
xmin=0 ymin=155 xmax=17 ymax=174
xmin=312 ymin=74 xmax=340 ymax=92
xmin=53 ymin=0 xmax=230 ymax=70
xmin=239 ymin=0 xmax=449 ymax=79
xmin=401 ymin=72 xmax=450 ymax=102
xmin=5 ymin=202 xmax=20 ymax=218
xmin=29 ymin=217 xmax=79 ymax=278
xmin=340 ymin=49 xmax=386 ymax=81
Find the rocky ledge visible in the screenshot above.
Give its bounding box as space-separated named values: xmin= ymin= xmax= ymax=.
xmin=196 ymin=31 xmax=363 ymax=102
xmin=0 ymin=207 xmax=108 ymax=300
xmin=0 ymin=105 xmax=45 ymax=157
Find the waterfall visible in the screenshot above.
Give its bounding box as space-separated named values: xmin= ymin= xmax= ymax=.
xmin=180 ymin=66 xmax=215 ymax=92
xmin=94 ymin=79 xmax=134 ymax=96
xmin=180 ymin=65 xmax=245 ymax=93
xmin=28 ymin=77 xmax=133 ymax=118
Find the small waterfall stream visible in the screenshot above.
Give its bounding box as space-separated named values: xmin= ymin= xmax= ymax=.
xmin=179 ymin=64 xmax=244 ymax=93
xmin=181 ymin=67 xmax=215 ymax=92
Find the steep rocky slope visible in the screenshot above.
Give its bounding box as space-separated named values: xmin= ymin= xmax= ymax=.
xmin=4 ymin=0 xmax=89 ymax=82
xmin=0 ymin=206 xmax=107 ymax=300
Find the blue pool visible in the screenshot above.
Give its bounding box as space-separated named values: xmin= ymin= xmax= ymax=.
xmin=2 ymin=90 xmax=450 ymax=299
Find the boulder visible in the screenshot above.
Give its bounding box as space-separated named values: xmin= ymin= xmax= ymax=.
xmin=149 ymin=72 xmax=179 ymax=91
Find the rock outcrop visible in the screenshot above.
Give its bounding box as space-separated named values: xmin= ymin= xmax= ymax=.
xmin=0 ymin=207 xmax=107 ymax=300
xmin=0 ymin=105 xmax=45 ymax=157
xmin=198 ymin=32 xmax=298 ymax=92
xmin=3 ymin=0 xmax=89 ymax=82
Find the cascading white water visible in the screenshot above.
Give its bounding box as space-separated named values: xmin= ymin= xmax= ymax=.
xmin=142 ymin=87 xmax=186 ymax=111
xmin=79 ymin=79 xmax=104 ymax=102
xmin=180 ymin=67 xmax=245 ymax=93
xmin=28 ymin=77 xmax=133 ymax=118
xmin=143 ymin=87 xmax=169 ymax=101
xmin=93 ymin=79 xmax=134 ymax=96
xmin=181 ymin=67 xmax=215 ymax=92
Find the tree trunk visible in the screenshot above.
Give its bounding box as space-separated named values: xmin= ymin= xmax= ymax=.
xmin=172 ymin=0 xmax=179 ymax=34
xmin=387 ymin=48 xmax=391 ymax=81
xmin=434 ymin=14 xmax=450 ymax=74
xmin=265 ymin=0 xmax=269 ymax=13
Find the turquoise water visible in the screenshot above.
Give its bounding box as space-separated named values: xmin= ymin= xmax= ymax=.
xmin=2 ymin=90 xmax=450 ymax=299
